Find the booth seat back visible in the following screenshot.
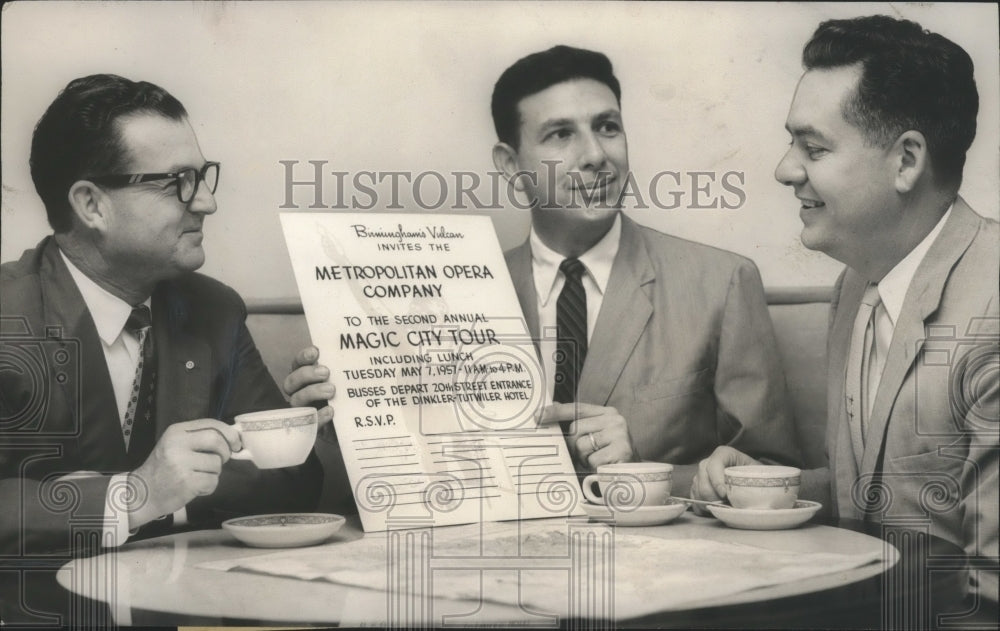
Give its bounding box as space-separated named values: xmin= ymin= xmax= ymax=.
xmin=246 ymin=288 xmax=831 ymax=471
xmin=764 ymin=289 xmax=831 ymax=469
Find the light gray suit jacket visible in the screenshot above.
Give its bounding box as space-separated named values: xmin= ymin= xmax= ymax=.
xmin=827 ymin=198 xmax=998 ymax=601
xmin=505 ymin=214 xmax=800 ymax=467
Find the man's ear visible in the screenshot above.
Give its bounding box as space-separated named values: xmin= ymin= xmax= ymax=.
xmin=67 ymin=180 xmax=111 ymax=232
xmin=892 ymin=130 xmax=929 ymax=194
xmin=492 ymin=142 xmax=525 ymax=192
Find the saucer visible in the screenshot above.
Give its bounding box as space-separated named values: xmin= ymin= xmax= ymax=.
xmin=707 ymin=500 xmax=822 ymax=530
xmin=222 ymin=513 xmax=346 ymax=548
xmin=580 ymin=500 xmax=687 ymax=526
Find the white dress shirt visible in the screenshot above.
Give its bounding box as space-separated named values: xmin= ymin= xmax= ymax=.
xmin=876 ymin=205 xmax=953 ymax=326
xmin=61 ymin=251 xmax=144 ymax=420
xmin=862 ymin=205 xmax=953 ymax=413
xmin=59 ymin=250 xmax=186 ymax=546
xmin=530 ymin=214 xmax=622 ymax=402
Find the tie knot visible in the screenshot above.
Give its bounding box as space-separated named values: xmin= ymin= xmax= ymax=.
xmin=125 ymin=305 xmax=152 ymax=333
xmin=560 ymin=258 xmax=586 ymax=280
xmin=862 ymin=284 xmax=882 ymax=308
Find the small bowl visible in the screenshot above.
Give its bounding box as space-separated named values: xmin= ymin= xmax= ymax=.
xmin=222 ymin=513 xmax=345 ymax=548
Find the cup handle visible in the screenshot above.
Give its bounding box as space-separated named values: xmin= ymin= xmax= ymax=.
xmin=230 ymin=449 xmax=253 ymax=461
xmin=581 ymin=474 xmax=605 ymax=504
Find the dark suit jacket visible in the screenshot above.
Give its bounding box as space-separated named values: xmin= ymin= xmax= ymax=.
xmin=505 ymin=214 xmax=800 ymax=466
xmin=0 ymin=237 xmax=322 ymax=555
xmin=826 ymin=199 xmax=998 ymax=600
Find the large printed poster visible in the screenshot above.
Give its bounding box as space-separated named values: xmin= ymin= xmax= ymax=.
xmin=281 ymin=213 xmax=580 ymax=531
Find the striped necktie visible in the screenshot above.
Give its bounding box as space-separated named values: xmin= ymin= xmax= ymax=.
xmin=863 ymin=290 xmax=892 ymax=431
xmin=845 ymin=284 xmax=881 ymax=465
xmin=553 ymin=258 xmax=588 ymax=405
xmin=122 ymin=305 xmax=157 ymax=461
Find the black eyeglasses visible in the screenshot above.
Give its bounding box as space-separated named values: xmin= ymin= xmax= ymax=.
xmin=89 ymin=161 xmax=220 ymax=204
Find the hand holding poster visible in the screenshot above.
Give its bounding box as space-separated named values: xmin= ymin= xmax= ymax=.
xmin=281 ymin=213 xmax=582 ymax=531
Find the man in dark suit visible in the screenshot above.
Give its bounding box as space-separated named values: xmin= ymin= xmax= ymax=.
xmin=491 ymin=46 xmax=800 ymax=493
xmin=0 ymin=74 xmax=337 ymax=559
xmin=691 ymin=16 xmax=998 ymax=604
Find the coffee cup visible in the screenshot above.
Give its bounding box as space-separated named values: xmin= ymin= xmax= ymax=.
xmin=230 ymin=407 xmax=317 ymax=469
xmin=582 ymin=462 xmax=673 ymax=509
xmin=724 ymin=465 xmax=800 ymax=509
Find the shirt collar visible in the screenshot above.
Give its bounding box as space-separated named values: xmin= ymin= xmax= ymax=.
xmin=59 ymin=248 xmax=149 ymax=345
xmin=876 ymin=205 xmax=952 ymax=326
xmin=530 ymin=213 xmax=621 ymax=307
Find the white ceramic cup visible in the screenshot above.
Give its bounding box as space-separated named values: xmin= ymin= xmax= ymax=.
xmin=582 ymin=462 xmax=674 ymax=508
xmin=230 ymin=407 xmax=318 ymax=469
xmin=724 ymin=465 xmax=801 ymax=509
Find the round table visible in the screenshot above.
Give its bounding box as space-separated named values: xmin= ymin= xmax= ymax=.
xmin=41 ymin=513 xmax=972 ymax=628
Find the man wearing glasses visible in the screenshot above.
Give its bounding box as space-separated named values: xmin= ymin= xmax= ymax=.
xmin=0 ymin=74 xmax=336 ymax=556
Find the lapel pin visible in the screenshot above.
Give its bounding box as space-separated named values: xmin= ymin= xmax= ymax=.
xmin=185 ymin=360 xmax=195 ymax=370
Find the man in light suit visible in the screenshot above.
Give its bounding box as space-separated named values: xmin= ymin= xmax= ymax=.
xmin=491 ymin=46 xmax=800 ymax=492
xmin=692 ymin=16 xmax=998 ymax=603
xmin=0 ymin=75 xmax=337 ymax=561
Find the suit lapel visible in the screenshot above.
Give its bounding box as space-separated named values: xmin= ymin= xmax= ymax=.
xmin=578 ymin=215 xmax=654 ymax=405
xmin=859 ymin=199 xmax=980 ymax=476
xmin=153 ymin=282 xmax=212 ymax=434
xmin=506 ymin=241 xmax=541 ymax=341
xmin=38 ymin=240 xmax=129 ymax=465
xmin=829 ymin=271 xmax=866 ymax=517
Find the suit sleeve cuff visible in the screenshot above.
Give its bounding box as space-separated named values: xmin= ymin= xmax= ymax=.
xmin=102 ymin=473 xmax=133 ymax=548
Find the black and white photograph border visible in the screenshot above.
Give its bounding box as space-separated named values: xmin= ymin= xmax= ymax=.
xmin=2 ymin=1 xmax=998 ymax=629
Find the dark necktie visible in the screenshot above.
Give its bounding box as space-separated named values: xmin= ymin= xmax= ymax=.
xmin=123 ymin=305 xmax=157 ymax=464
xmin=553 ymin=258 xmax=588 ymax=407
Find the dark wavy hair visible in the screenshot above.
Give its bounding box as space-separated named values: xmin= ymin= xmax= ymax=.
xmin=491 ymin=45 xmax=621 ymax=149
xmin=803 ymin=15 xmax=978 ymax=189
xmin=30 ymin=74 xmax=188 ymax=232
